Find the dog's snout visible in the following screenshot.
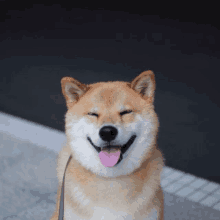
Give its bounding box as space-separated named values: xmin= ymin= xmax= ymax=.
xmin=99 ymin=126 xmax=118 ymax=142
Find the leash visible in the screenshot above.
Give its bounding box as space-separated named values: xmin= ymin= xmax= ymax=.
xmin=58 ymin=155 xmax=72 ymax=220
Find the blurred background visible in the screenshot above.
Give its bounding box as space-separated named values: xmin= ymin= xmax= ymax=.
xmin=0 ymin=3 xmax=220 ymax=184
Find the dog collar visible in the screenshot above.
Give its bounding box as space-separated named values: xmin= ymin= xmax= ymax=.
xmin=58 ymin=155 xmax=72 ymax=220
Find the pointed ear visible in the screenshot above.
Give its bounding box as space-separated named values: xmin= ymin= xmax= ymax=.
xmin=130 ymin=70 xmax=156 ymax=102
xmin=61 ymin=77 xmax=88 ymax=109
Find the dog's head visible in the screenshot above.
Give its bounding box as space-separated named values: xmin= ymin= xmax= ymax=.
xmin=61 ymin=71 xmax=158 ymax=177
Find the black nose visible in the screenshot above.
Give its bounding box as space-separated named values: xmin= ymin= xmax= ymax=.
xmin=99 ymin=126 xmax=118 ymax=142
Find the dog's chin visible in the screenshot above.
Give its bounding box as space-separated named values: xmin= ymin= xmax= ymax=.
xmin=87 ymin=135 xmax=137 ymax=159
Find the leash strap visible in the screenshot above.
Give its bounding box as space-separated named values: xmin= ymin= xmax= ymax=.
xmin=58 ymin=155 xmax=72 ymax=220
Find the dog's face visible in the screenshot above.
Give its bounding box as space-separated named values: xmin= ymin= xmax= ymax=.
xmin=61 ymin=71 xmax=158 ymax=177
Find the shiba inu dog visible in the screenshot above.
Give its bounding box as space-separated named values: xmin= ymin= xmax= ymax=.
xmin=51 ymin=70 xmax=165 ymax=220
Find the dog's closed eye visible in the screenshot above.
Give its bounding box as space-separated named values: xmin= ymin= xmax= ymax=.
xmin=120 ymin=110 xmax=132 ymax=116
xmin=88 ymin=112 xmax=99 ymax=117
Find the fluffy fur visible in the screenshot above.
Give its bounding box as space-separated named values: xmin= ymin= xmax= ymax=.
xmin=51 ymin=70 xmax=165 ymax=220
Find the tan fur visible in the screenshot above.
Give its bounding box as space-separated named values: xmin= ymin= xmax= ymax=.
xmin=51 ymin=71 xmax=165 ymax=220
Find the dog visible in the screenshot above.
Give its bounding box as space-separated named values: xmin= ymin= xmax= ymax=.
xmin=50 ymin=70 xmax=165 ymax=220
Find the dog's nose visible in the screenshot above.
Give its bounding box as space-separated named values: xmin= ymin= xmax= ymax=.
xmin=99 ymin=126 xmax=118 ymax=142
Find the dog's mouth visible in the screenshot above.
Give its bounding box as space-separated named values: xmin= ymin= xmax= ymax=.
xmin=87 ymin=135 xmax=137 ymax=166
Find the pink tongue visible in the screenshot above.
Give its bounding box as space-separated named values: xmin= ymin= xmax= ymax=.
xmin=99 ymin=149 xmax=121 ymax=167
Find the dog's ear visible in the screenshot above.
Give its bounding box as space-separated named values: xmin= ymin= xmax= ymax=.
xmin=131 ymin=70 xmax=156 ymax=103
xmin=61 ymin=77 xmax=88 ymax=109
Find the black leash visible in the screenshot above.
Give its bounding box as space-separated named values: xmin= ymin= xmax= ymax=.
xmin=58 ymin=155 xmax=72 ymax=220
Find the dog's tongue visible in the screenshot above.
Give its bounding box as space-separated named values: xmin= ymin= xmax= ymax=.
xmin=99 ymin=148 xmax=121 ymax=167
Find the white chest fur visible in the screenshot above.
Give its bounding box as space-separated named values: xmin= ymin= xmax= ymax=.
xmin=65 ymin=206 xmax=157 ymax=220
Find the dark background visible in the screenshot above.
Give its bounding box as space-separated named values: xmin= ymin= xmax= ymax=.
xmin=1 ymin=3 xmax=220 ymax=183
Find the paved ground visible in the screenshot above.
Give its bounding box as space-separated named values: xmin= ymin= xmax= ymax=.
xmin=1 ymin=117 xmax=220 ymax=220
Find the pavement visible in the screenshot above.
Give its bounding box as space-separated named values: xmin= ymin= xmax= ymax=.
xmin=1 ymin=111 xmax=220 ymax=219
